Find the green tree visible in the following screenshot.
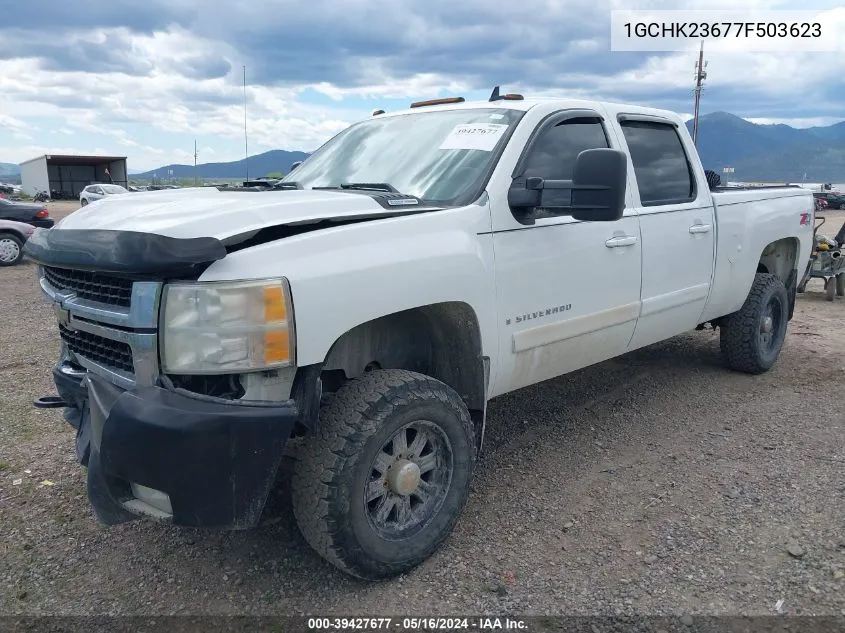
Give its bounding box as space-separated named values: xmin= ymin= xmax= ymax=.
xmin=265 ymin=171 xmax=284 ymax=179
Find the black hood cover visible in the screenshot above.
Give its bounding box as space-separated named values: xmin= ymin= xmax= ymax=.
xmin=24 ymin=228 xmax=227 ymax=278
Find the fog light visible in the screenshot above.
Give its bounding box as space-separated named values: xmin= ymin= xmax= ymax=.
xmin=129 ymin=482 xmax=173 ymax=515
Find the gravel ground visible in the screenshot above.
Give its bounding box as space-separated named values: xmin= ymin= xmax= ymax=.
xmin=1 ymin=202 xmax=844 ymax=617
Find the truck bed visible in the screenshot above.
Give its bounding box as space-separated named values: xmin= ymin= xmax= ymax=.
xmin=700 ymin=185 xmax=814 ymax=322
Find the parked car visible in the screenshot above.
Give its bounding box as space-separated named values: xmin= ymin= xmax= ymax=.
xmin=0 ymin=219 xmax=36 ymax=266
xmin=79 ymin=184 xmax=129 ymax=206
xmin=0 ymin=198 xmax=54 ymax=228
xmin=27 ymin=94 xmax=814 ymax=581
xmin=813 ymin=191 xmax=845 ymax=209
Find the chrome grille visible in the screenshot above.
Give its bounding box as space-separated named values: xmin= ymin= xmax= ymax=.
xmin=44 ymin=266 xmax=133 ymax=308
xmin=41 ymin=266 xmax=163 ymax=389
xmin=59 ymin=324 xmax=134 ymax=374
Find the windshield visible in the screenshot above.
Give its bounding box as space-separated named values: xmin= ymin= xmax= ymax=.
xmin=283 ymin=108 xmax=524 ymax=204
xmin=102 ymin=185 xmax=127 ymax=194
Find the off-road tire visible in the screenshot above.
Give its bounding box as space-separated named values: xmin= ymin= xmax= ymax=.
xmin=836 ymin=273 xmax=845 ymax=297
xmin=0 ymin=233 xmax=24 ymax=267
xmin=291 ymin=369 xmax=475 ymax=580
xmin=720 ymin=273 xmax=789 ymax=374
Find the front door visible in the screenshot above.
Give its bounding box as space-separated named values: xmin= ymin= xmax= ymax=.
xmin=489 ymin=108 xmax=643 ymax=397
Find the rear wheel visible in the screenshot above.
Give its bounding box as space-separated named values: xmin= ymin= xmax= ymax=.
xmin=0 ymin=233 xmax=24 ymax=267
xmin=292 ymin=369 xmax=475 ymax=580
xmin=720 ymin=273 xmax=789 ymax=374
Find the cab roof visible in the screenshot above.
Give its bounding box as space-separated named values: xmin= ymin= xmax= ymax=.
xmin=371 ymin=96 xmax=684 ymax=124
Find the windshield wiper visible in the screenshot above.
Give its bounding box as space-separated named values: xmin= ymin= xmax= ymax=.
xmin=313 ymin=182 xmax=430 ymax=206
xmin=338 ymin=182 xmax=400 ymax=193
xmin=272 ymin=181 xmax=304 ymax=190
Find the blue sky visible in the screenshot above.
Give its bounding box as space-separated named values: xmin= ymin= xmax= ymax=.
xmin=0 ymin=0 xmax=843 ymax=171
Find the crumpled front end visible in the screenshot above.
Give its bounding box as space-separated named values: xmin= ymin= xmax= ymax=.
xmin=27 ymin=228 xmax=318 ymax=529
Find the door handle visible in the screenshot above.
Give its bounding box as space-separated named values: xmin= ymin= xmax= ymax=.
xmin=689 ymin=224 xmax=712 ymax=234
xmin=605 ymin=235 xmax=638 ymax=248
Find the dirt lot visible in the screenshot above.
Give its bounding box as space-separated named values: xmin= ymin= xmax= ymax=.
xmin=1 ymin=201 xmax=844 ymax=617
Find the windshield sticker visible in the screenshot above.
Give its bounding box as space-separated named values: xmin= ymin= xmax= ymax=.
xmin=439 ymin=123 xmax=508 ymax=152
xmin=489 ymin=114 xmax=505 ymax=120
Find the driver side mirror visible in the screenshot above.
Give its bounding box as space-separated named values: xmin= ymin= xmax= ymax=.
xmin=508 ymin=148 xmax=627 ymax=222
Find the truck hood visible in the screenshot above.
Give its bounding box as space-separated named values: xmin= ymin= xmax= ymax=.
xmin=59 ymin=187 xmax=431 ymax=241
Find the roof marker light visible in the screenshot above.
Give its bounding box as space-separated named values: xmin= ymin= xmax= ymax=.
xmin=410 ymin=97 xmax=465 ymax=108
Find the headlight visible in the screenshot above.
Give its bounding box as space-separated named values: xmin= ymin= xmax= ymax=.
xmin=160 ymin=278 xmax=295 ymax=374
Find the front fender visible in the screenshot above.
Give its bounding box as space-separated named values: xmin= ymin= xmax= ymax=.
xmin=198 ymin=204 xmax=498 ymax=370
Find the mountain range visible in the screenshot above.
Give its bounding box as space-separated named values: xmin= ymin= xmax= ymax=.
xmin=0 ymin=162 xmax=19 ymax=180
xmin=2 ymin=112 xmax=844 ymax=182
xmin=130 ymin=149 xmax=309 ymax=180
xmin=686 ymin=112 xmax=845 ymax=182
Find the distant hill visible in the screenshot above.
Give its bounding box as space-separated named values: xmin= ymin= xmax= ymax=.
xmin=685 ymin=112 xmax=845 ymax=182
xmin=0 ymin=162 xmax=20 ymax=178
xmin=132 ymin=149 xmax=309 ymax=180
xmin=4 ymin=113 xmax=845 ymax=183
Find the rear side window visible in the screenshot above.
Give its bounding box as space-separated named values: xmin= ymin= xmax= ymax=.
xmin=620 ymin=121 xmax=695 ymax=206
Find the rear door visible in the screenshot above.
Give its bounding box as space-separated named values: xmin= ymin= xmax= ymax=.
xmin=609 ymin=112 xmax=716 ymax=350
xmin=489 ymin=106 xmax=642 ymax=395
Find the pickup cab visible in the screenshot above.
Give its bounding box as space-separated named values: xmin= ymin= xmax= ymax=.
xmin=26 ymin=93 xmax=814 ymax=580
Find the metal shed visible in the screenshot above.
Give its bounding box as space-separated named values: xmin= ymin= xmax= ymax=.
xmin=19 ymin=154 xmax=128 ymax=198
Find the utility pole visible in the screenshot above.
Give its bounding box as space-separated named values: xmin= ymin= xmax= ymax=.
xmin=194 ymin=140 xmax=198 ymax=187
xmin=692 ymin=40 xmax=707 ymax=146
xmin=243 ymin=65 xmax=249 ymax=181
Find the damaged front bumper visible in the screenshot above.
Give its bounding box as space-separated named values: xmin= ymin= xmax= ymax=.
xmin=47 ymin=362 xmax=300 ymax=529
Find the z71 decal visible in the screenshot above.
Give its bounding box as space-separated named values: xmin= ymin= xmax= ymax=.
xmin=506 ymin=304 xmax=572 ymax=325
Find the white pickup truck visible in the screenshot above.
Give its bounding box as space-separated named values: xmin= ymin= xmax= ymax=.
xmin=27 ymin=92 xmax=814 ymax=580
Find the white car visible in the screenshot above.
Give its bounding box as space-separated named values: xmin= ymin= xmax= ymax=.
xmin=79 ymin=183 xmax=128 ymax=206
xmin=28 ymin=93 xmax=814 ymax=581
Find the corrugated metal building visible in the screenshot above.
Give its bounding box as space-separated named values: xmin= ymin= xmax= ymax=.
xmin=19 ymin=154 xmax=128 ymax=198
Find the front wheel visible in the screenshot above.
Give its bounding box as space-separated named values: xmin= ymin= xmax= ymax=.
xmin=80 ymin=199 xmax=88 ymax=207
xmin=720 ymin=273 xmax=789 ymax=374
xmin=292 ymin=369 xmax=475 ymax=580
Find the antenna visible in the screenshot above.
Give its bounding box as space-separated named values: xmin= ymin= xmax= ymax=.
xmin=692 ymin=40 xmax=707 ymax=146
xmin=489 ymin=86 xmax=502 ymax=101
xmin=243 ymin=65 xmax=249 ymax=181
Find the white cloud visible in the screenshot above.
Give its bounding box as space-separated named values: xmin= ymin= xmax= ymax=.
xmin=0 ymin=0 xmax=843 ymax=171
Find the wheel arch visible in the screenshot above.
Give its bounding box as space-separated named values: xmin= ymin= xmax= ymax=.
xmin=756 ymin=237 xmax=799 ymax=319
xmin=756 ymin=237 xmax=798 ymax=280
xmin=0 ymin=229 xmax=25 ymax=242
xmin=320 ymin=301 xmax=488 ymax=446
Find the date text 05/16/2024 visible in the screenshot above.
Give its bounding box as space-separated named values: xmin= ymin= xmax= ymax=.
xmin=306 ymin=617 xmax=528 ymax=630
